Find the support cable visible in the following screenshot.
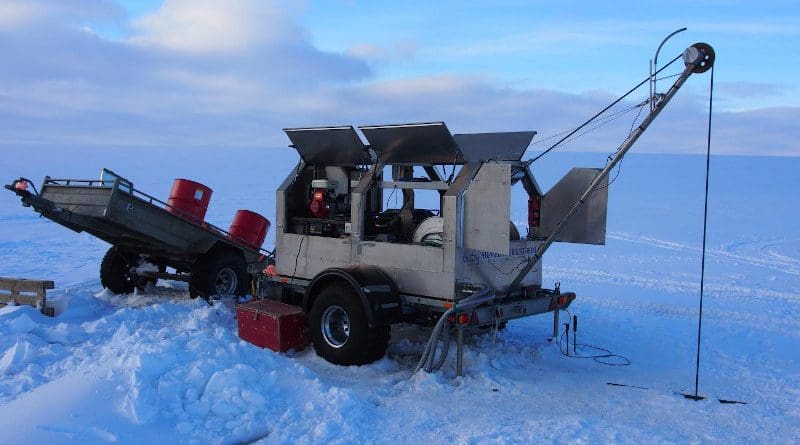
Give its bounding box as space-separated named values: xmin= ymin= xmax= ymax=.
xmin=526 ymin=53 xmax=682 ymax=165
xmin=529 ymin=102 xmax=646 ymax=147
xmin=689 ymin=64 xmax=715 ymax=399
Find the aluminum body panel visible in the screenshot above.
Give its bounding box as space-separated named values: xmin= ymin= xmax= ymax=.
xmin=462 ymin=163 xmax=511 ymax=255
xmin=359 ymin=122 xmax=463 ymax=165
xmin=357 ymin=241 xmax=452 ymax=299
xmin=537 ymin=167 xmax=608 ymax=245
xmin=284 ymin=126 xmax=371 ymax=166
xmin=453 ymin=131 xmax=536 ymax=162
xmin=275 ymin=233 xmax=352 ymax=278
xmin=443 ymin=163 xmax=479 ymax=279
xmin=41 ymin=184 xmax=111 ymax=218
xmin=460 ymin=240 xmax=543 ymax=293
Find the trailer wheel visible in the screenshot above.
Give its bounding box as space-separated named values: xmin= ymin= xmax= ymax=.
xmin=100 ymin=246 xmax=145 ymax=294
xmin=309 ymin=283 xmax=390 ymax=366
xmin=189 ymin=250 xmax=249 ymax=299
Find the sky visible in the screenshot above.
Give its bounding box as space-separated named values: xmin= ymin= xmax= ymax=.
xmin=0 ymin=0 xmax=798 ymax=156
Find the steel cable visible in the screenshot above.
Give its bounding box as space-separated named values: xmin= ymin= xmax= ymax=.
xmin=690 ymin=63 xmax=714 ymax=399
xmin=526 ymin=53 xmax=682 ymax=165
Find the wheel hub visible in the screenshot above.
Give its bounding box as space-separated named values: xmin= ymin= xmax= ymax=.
xmin=214 ymin=267 xmax=238 ymax=295
xmin=321 ymin=305 xmax=350 ymax=348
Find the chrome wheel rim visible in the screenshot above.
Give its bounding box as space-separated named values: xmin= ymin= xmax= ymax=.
xmin=215 ymin=268 xmax=238 ymax=295
xmin=321 ymin=305 xmax=350 ymax=348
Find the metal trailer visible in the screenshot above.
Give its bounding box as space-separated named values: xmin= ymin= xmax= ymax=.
xmin=5 ymin=170 xmax=265 ymax=300
xmin=262 ymin=43 xmax=715 ymax=372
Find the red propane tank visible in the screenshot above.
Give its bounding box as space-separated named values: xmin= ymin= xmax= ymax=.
xmin=167 ymin=179 xmax=212 ymax=223
xmin=528 ymin=195 xmax=541 ymax=229
xmin=228 ymin=209 xmax=270 ymax=250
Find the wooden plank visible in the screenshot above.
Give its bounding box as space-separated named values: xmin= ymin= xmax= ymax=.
xmin=0 ymin=277 xmax=54 ymax=293
xmin=0 ymin=292 xmax=41 ymax=306
xmin=0 ymin=277 xmax=56 ymax=316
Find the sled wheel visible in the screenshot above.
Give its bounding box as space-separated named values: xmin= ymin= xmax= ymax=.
xmin=189 ymin=250 xmax=249 ymax=299
xmin=100 ymin=246 xmax=145 ymax=294
xmin=309 ymin=283 xmax=390 ymax=366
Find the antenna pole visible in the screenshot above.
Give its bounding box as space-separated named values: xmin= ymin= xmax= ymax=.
xmin=652 ymin=28 xmax=687 ymax=111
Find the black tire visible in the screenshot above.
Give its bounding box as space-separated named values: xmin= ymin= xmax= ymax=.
xmin=189 ymin=250 xmax=249 ymax=299
xmin=309 ymin=283 xmax=390 ymax=366
xmin=100 ymin=246 xmax=145 ymax=294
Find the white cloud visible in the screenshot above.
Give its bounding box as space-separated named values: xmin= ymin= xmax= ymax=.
xmin=130 ymin=0 xmax=300 ymax=53
xmin=0 ymin=0 xmax=122 ymax=29
xmin=0 ymin=2 xmax=43 ymax=27
xmin=346 ymin=41 xmax=416 ymax=64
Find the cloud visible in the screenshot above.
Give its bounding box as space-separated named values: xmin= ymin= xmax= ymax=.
xmin=712 ymin=106 xmax=800 ymax=156
xmin=346 ymin=41 xmax=416 ymax=64
xmin=0 ymin=0 xmax=123 ymax=29
xmin=716 ymin=81 xmax=787 ymax=99
xmin=0 ymin=0 xmax=797 ymax=157
xmin=129 ymin=0 xmax=300 ymax=54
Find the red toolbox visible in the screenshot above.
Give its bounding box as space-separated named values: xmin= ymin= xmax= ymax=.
xmin=236 ymin=300 xmax=310 ymax=353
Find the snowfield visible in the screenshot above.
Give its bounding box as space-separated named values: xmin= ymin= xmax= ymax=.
xmin=1 ymin=147 xmax=798 ymax=444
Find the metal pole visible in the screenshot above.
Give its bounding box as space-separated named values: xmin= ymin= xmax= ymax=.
xmin=456 ymin=324 xmax=464 ymax=377
xmin=552 ymin=309 xmax=560 ymax=338
xmin=649 ymin=59 xmax=653 ymax=111
xmin=508 ymin=46 xmax=709 ymax=293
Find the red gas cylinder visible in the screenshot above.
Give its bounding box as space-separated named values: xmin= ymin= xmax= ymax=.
xmin=528 ymin=195 xmax=541 ymax=229
xmin=228 ymin=210 xmax=270 ymax=250
xmin=166 ymin=179 xmax=213 ymax=223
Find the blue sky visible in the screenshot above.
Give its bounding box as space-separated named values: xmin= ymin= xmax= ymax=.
xmin=303 ymin=1 xmax=799 ymax=109
xmin=1 ymin=0 xmax=798 ymax=155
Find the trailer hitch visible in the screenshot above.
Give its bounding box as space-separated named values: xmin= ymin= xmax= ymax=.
xmin=5 ymin=177 xmax=39 ymax=196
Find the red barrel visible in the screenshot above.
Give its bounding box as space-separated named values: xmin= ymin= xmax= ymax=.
xmin=166 ymin=179 xmax=213 ymax=223
xmin=228 ymin=210 xmax=270 ymax=250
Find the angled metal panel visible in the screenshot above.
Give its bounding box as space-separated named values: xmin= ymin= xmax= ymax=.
xmin=537 ymin=168 xmax=608 ymax=245
xmin=283 ymin=126 xmax=371 ymax=166
xmin=359 ymin=122 xmax=463 ymax=165
xmin=463 ymin=163 xmax=511 ymax=255
xmin=453 ymin=131 xmax=536 ymax=163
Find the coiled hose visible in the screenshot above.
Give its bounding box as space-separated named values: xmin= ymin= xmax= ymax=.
xmin=413 ymin=286 xmax=495 ymax=374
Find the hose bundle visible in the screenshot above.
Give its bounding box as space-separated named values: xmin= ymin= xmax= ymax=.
xmin=413 ymin=286 xmax=496 ymax=373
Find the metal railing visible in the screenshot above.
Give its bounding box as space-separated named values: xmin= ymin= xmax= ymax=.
xmin=42 ymin=175 xmax=274 ymax=257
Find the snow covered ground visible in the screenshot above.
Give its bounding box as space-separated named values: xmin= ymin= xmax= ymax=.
xmin=1 ymin=146 xmax=798 ymax=444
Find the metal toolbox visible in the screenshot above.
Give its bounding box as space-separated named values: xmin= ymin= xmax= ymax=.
xmin=236 ymin=300 xmax=310 ymax=353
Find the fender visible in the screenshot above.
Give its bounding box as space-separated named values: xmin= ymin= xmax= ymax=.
xmin=304 ymin=265 xmax=400 ymax=327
